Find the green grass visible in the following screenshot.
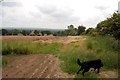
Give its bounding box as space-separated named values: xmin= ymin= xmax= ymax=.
xmin=2 ymin=59 xmax=7 ymax=66
xmin=2 ymin=41 xmax=61 ymax=55
xmin=2 ymin=36 xmax=119 ymax=78
xmin=30 ymin=42 xmax=61 ymax=54
xmin=85 ymin=36 xmax=119 ymax=69
xmin=86 ymin=41 xmax=93 ymax=50
xmin=2 ymin=41 xmax=32 ymax=55
xmin=0 ymin=56 xmax=7 ymax=66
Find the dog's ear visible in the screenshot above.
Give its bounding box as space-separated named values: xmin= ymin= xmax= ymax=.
xmin=77 ymin=59 xmax=81 ymax=65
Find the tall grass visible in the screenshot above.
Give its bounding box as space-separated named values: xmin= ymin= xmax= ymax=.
xmin=2 ymin=41 xmax=32 ymax=55
xmin=30 ymin=42 xmax=61 ymax=54
xmin=86 ymin=41 xmax=93 ymax=50
xmin=59 ymin=36 xmax=118 ymax=78
xmin=2 ymin=41 xmax=61 ymax=55
xmin=85 ymin=36 xmax=118 ymax=69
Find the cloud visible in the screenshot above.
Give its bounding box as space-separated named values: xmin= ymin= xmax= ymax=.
xmin=2 ymin=2 xmax=22 ymax=7
xmin=36 ymin=5 xmax=57 ymax=15
xmin=36 ymin=5 xmax=79 ymax=23
xmin=29 ymin=11 xmax=41 ymax=18
xmin=82 ymin=16 xmax=102 ymax=28
xmin=94 ymin=5 xmax=108 ymax=11
xmin=1 ymin=0 xmax=119 ymax=29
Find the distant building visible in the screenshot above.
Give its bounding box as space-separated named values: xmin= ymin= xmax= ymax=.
xmin=44 ymin=34 xmax=47 ymax=36
xmin=29 ymin=30 xmax=35 ymax=36
xmin=38 ymin=33 xmax=42 ymax=36
xmin=118 ymin=1 xmax=120 ymax=13
xmin=18 ymin=33 xmax=23 ymax=36
xmin=49 ymin=34 xmax=53 ymax=36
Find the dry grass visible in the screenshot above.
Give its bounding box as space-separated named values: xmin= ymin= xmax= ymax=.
xmin=1 ymin=36 xmax=85 ymax=44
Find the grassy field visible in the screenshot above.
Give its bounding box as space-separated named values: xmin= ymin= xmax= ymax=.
xmin=2 ymin=36 xmax=119 ymax=78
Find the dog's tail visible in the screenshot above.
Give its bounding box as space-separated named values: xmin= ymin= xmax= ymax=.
xmin=77 ymin=59 xmax=81 ymax=66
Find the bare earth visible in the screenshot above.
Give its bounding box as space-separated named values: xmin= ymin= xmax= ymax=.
xmin=2 ymin=54 xmax=118 ymax=78
xmin=3 ymin=54 xmax=74 ymax=78
xmin=2 ymin=36 xmax=118 ymax=78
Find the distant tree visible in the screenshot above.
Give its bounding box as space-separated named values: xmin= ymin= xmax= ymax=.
xmin=21 ymin=30 xmax=31 ymax=36
xmin=12 ymin=29 xmax=21 ymax=35
xmin=2 ymin=29 xmax=8 ymax=35
xmin=77 ymin=25 xmax=86 ymax=35
xmin=68 ymin=25 xmax=74 ymax=29
xmin=7 ymin=30 xmax=13 ymax=35
xmin=0 ymin=30 xmax=2 ymax=35
xmin=66 ymin=25 xmax=77 ymax=36
xmin=55 ymin=31 xmax=66 ymax=36
xmin=41 ymin=30 xmax=52 ymax=35
xmin=86 ymin=28 xmax=98 ymax=36
xmin=86 ymin=28 xmax=93 ymax=34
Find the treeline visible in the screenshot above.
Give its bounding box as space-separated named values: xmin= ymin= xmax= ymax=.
xmin=0 ymin=25 xmax=86 ymax=36
xmin=96 ymin=12 xmax=120 ymax=40
xmin=1 ymin=11 xmax=120 ymax=40
xmin=62 ymin=11 xmax=120 ymax=40
xmin=1 ymin=29 xmax=53 ymax=36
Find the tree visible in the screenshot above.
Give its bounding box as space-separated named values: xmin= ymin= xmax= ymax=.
xmin=21 ymin=30 xmax=31 ymax=36
xmin=41 ymin=30 xmax=52 ymax=35
xmin=96 ymin=12 xmax=120 ymax=40
xmin=86 ymin=28 xmax=94 ymax=34
xmin=53 ymin=31 xmax=66 ymax=36
xmin=77 ymin=25 xmax=86 ymax=35
xmin=2 ymin=29 xmax=8 ymax=35
xmin=12 ymin=29 xmax=21 ymax=35
xmin=66 ymin=25 xmax=77 ymax=36
xmin=68 ymin=25 xmax=74 ymax=29
xmin=110 ymin=12 xmax=120 ymax=40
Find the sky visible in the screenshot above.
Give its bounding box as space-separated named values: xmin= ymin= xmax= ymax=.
xmin=0 ymin=0 xmax=120 ymax=29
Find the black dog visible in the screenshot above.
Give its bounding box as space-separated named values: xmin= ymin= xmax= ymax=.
xmin=77 ymin=59 xmax=103 ymax=76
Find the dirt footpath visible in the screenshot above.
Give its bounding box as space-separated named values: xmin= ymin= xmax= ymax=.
xmin=98 ymin=71 xmax=118 ymax=78
xmin=2 ymin=54 xmax=73 ymax=78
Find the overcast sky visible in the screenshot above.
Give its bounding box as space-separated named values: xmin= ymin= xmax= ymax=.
xmin=0 ymin=0 xmax=120 ymax=29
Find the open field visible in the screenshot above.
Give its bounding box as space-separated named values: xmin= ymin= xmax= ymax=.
xmin=2 ymin=36 xmax=119 ymax=78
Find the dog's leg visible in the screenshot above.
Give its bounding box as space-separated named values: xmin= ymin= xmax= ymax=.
xmin=77 ymin=67 xmax=83 ymax=74
xmin=94 ymin=68 xmax=96 ymax=71
xmin=82 ymin=70 xmax=85 ymax=76
xmin=82 ymin=68 xmax=89 ymax=76
xmin=97 ymin=68 xmax=100 ymax=73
